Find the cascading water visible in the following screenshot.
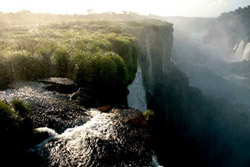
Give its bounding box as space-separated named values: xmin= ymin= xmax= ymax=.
xmin=152 ymin=154 xmax=163 ymax=167
xmin=235 ymin=40 xmax=245 ymax=60
xmin=127 ymin=64 xmax=147 ymax=112
xmin=242 ymin=43 xmax=250 ymax=60
xmin=127 ymin=36 xmax=153 ymax=113
xmin=233 ymin=41 xmax=250 ymax=61
xmin=233 ymin=44 xmax=238 ymax=51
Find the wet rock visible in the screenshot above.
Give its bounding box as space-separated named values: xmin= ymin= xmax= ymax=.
xmin=0 ymin=81 xmax=91 ymax=133
xmin=98 ymin=105 xmax=112 ymax=112
xmin=69 ymin=87 xmax=96 ymax=107
xmin=38 ymin=78 xmax=78 ymax=94
xmin=111 ymin=107 xmax=146 ymax=127
xmin=0 ymin=81 xmax=154 ymax=166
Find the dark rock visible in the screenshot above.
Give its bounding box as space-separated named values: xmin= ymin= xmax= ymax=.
xmin=111 ymin=108 xmax=146 ymax=127
xmin=38 ymin=78 xmax=78 ymax=94
xmin=98 ymin=105 xmax=112 ymax=112
xmin=0 ymin=81 xmax=91 ymax=133
xmin=70 ymin=87 xmax=96 ymax=107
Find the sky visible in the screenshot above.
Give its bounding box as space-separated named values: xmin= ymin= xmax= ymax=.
xmin=0 ymin=0 xmax=249 ymax=17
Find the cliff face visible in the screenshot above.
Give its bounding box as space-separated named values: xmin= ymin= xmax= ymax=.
xmin=126 ymin=20 xmax=214 ymax=167
xmin=0 ymin=18 xmax=214 ymax=166
xmin=127 ymin=20 xmax=174 ymax=87
xmin=127 ymin=20 xmax=192 ymax=122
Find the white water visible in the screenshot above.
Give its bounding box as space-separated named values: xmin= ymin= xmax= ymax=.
xmin=34 ymin=109 xmax=161 ymax=166
xmin=242 ymin=43 xmax=250 ymax=61
xmin=152 ymin=152 xmax=164 ymax=167
xmin=0 ymin=81 xmax=48 ymax=102
xmin=127 ymin=64 xmax=147 ymax=112
xmin=233 ymin=41 xmax=250 ymax=61
xmin=34 ymin=110 xmax=119 ymax=165
xmin=233 ymin=44 xmax=238 ymax=51
xmin=35 ymin=127 xmax=59 ymax=137
xmin=235 ymin=40 xmax=245 ymax=61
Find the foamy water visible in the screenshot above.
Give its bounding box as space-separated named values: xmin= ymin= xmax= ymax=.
xmin=0 ymin=81 xmax=56 ymax=103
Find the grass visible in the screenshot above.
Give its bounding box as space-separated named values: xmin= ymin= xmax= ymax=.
xmin=0 ymin=17 xmax=173 ymax=104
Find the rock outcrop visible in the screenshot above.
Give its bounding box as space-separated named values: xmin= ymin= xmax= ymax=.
xmin=38 ymin=78 xmax=78 ymax=94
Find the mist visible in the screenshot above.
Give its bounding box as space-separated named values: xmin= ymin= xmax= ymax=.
xmin=161 ymin=7 xmax=250 ymax=166
xmin=0 ymin=1 xmax=250 ymax=167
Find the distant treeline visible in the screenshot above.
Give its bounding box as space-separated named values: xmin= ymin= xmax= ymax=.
xmin=0 ymin=10 xmax=153 ymax=29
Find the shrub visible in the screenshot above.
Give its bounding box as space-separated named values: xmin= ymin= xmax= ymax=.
xmin=106 ymin=34 xmax=138 ymax=84
xmin=11 ymin=98 xmax=32 ymax=117
xmin=52 ymin=48 xmax=71 ymax=77
xmin=0 ymin=99 xmax=33 ymax=164
xmin=143 ymin=109 xmax=155 ymax=121
xmin=72 ymin=51 xmax=94 ymax=87
xmin=9 ymin=51 xmax=42 ymax=80
xmin=0 ymin=21 xmax=141 ymax=105
xmin=0 ymin=99 xmax=21 ymax=136
xmin=73 ymin=50 xmax=129 ymax=104
xmin=0 ymin=56 xmax=12 ymax=90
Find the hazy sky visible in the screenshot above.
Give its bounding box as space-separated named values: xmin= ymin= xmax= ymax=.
xmin=0 ymin=0 xmax=249 ymax=17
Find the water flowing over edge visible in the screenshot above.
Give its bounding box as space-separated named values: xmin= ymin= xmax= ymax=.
xmin=127 ymin=63 xmax=147 ymax=112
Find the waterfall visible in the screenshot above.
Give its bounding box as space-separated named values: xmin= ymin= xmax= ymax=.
xmin=234 ymin=41 xmax=250 ymax=61
xmin=127 ymin=64 xmax=147 ymax=112
xmin=127 ymin=36 xmax=153 ymax=112
xmin=242 ymin=43 xmax=250 ymax=61
xmin=235 ymin=40 xmax=245 ymax=60
xmin=233 ymin=44 xmax=238 ymax=51
xmin=152 ymin=154 xmax=163 ymax=167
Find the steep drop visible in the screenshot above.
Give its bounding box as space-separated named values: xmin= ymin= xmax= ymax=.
xmin=127 ymin=64 xmax=147 ymax=112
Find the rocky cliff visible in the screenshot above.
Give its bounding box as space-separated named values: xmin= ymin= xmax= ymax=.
xmin=0 ymin=17 xmax=213 ymax=167
xmin=126 ymin=19 xmax=215 ymax=167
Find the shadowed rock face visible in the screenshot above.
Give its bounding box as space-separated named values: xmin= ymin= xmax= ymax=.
xmin=28 ymin=109 xmax=153 ymax=167
xmin=38 ymin=78 xmax=78 ymax=94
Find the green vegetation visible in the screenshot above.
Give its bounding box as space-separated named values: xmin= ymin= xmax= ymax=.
xmin=0 ymin=12 xmax=173 ymax=104
xmin=11 ymin=98 xmax=32 ymax=117
xmin=0 ymin=99 xmax=21 ymax=136
xmin=0 ymin=99 xmax=32 ymax=137
xmin=0 ymin=20 xmax=141 ymax=104
xmin=0 ymin=99 xmax=33 ymax=159
xmin=143 ymin=109 xmax=154 ymax=121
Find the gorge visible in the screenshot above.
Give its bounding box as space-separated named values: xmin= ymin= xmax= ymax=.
xmin=1 ymin=5 xmax=250 ymax=167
